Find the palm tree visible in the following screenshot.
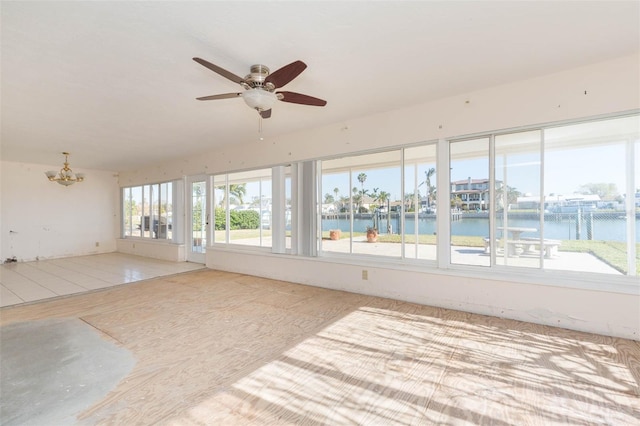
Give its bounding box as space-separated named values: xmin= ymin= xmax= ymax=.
xmin=228 ymin=184 xmax=246 ymax=206
xmin=404 ymin=192 xmax=415 ymax=212
xmin=424 ymin=168 xmax=436 ymax=208
xmin=496 ymin=184 xmax=521 ymax=210
xmin=370 ymin=187 xmax=379 ymax=211
xmin=339 ymin=195 xmax=350 ymax=213
xmin=377 ymin=191 xmax=391 ymax=232
xmin=357 ymin=173 xmax=367 ymax=194
xmin=377 ymin=191 xmax=390 ymax=209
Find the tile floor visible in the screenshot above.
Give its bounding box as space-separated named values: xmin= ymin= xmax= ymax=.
xmin=0 ymin=253 xmax=205 ymax=307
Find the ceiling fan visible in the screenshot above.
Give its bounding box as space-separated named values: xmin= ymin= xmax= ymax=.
xmin=193 ymin=57 xmax=327 ymax=119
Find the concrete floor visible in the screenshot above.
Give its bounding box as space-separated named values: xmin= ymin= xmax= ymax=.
xmin=0 ymin=318 xmax=135 ymax=425
xmin=0 ymin=253 xmax=204 ymax=425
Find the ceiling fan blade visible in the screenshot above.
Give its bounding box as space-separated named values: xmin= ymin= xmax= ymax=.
xmin=260 ymin=109 xmax=272 ymax=119
xmin=193 ymin=57 xmax=244 ymax=84
xmin=196 ymin=93 xmax=242 ymax=101
xmin=265 ymin=60 xmax=307 ymax=89
xmin=277 ymin=91 xmax=327 ymax=107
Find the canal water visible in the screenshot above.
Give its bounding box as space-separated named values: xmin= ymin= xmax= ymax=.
xmin=322 ymin=214 xmax=639 ymax=242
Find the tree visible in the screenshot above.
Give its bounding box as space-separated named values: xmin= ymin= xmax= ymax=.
xmin=352 ymin=192 xmax=363 ymax=212
xmin=496 ymin=184 xmax=522 ymax=209
xmin=324 ymin=193 xmax=335 ymax=204
xmin=418 ymin=167 xmax=436 ymax=208
xmin=371 ymin=187 xmax=379 ymax=210
xmin=124 ymin=198 xmax=139 ymax=217
xmin=451 ymin=195 xmax=463 ymax=210
xmin=579 ymin=183 xmax=619 ymax=200
xmin=404 ymin=192 xmax=416 ymax=212
xmin=228 ymin=184 xmax=247 ymax=205
xmin=357 ymin=173 xmax=367 ymax=194
xmin=377 ymin=191 xmax=390 ymax=209
xmin=192 ymin=199 xmax=204 ymax=231
xmin=332 ymin=187 xmax=341 ymax=213
xmin=339 ymin=195 xmax=350 ymax=213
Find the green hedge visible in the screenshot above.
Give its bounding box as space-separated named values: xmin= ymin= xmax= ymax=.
xmin=214 ymin=208 xmax=260 ymax=230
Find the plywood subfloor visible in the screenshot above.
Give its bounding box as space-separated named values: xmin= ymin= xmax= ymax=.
xmin=1 ymin=269 xmax=638 ymax=425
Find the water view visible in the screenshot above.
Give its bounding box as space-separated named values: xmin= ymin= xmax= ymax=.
xmin=322 ymin=214 xmax=639 ymax=242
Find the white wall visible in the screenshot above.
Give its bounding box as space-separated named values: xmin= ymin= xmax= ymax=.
xmin=120 ymin=54 xmax=639 ymax=340
xmin=207 ymin=249 xmax=639 ymax=340
xmin=116 ymin=238 xmax=185 ymax=262
xmin=0 ymin=161 xmax=120 ymax=262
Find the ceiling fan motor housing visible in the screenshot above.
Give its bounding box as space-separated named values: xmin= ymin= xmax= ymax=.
xmin=243 ymin=64 xmax=275 ymax=91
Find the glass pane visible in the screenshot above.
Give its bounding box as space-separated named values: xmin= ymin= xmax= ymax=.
xmin=321 ymin=151 xmax=402 ymax=257
xmin=450 ymin=138 xmax=490 ymax=266
xmin=404 ymin=144 xmax=437 ymax=261
xmin=158 ymin=182 xmax=171 ymax=240
xmin=321 ymin=163 xmax=351 ymax=255
xmin=544 ymin=116 xmax=636 ymax=275
xmin=495 ymin=130 xmax=542 ymax=268
xmin=213 ymin=175 xmax=227 ymax=244
xmin=150 ymin=184 xmax=158 ymax=239
xmin=142 ymin=185 xmax=151 ymax=238
xmin=635 ymin=139 xmax=640 ymax=276
xmin=259 ymin=179 xmax=272 ymax=248
xmin=129 ymin=187 xmax=142 ymax=237
xmin=227 ymin=169 xmax=271 ymax=247
xmin=285 ymin=173 xmax=292 ymax=250
xmin=352 ymin=159 xmax=402 ymax=257
xmin=123 ymin=188 xmax=133 ymax=237
xmin=191 ymin=181 xmax=206 ymax=252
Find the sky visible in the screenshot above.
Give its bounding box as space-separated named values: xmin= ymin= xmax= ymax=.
xmin=319 ymin=141 xmax=638 ymax=203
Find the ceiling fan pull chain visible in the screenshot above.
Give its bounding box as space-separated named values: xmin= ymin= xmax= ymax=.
xmin=258 ymin=115 xmax=263 ymax=139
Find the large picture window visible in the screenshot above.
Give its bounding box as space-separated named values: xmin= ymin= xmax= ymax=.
xmin=207 ymin=113 xmax=637 ymax=281
xmin=213 ymin=168 xmax=274 ymax=248
xmin=449 ymin=137 xmax=490 ymax=267
xmin=320 ymin=151 xmax=402 ymax=258
xmin=403 ymin=144 xmax=437 ymax=261
xmin=314 ymin=113 xmax=638 ymax=278
xmin=122 ymin=181 xmax=174 ymax=241
xmin=540 ymin=116 xmax=638 ymax=275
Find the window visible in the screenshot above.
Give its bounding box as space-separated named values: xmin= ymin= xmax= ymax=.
xmin=494 ymin=130 xmax=542 ymax=269
xmin=213 ymin=112 xmax=638 ymax=280
xmin=320 ymin=151 xmax=402 ymax=258
xmin=450 ymin=138 xmax=490 ymax=267
xmin=404 ymin=144 xmax=437 ymax=261
xmin=213 ymin=168 xmax=274 ymax=248
xmin=122 ymin=181 xmax=174 ymax=241
xmin=541 ymin=116 xmax=638 ymax=275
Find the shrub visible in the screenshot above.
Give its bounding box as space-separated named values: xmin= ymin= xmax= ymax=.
xmin=214 ymin=207 xmax=226 ymax=230
xmin=230 ymin=209 xmax=260 ymax=230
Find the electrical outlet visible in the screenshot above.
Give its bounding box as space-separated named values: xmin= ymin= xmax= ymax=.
xmin=362 ymin=270 xmax=368 ymax=280
xmin=95 ymin=242 xmax=100 ymax=247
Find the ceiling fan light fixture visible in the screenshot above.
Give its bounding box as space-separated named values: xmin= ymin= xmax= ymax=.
xmin=242 ymin=89 xmax=277 ymax=111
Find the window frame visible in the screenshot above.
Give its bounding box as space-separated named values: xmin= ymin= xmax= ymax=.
xmin=205 ymin=111 xmax=639 ymax=292
xmin=121 ymin=180 xmax=178 ymax=243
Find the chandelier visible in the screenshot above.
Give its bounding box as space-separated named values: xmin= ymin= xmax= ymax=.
xmin=45 ymin=152 xmax=85 ymax=186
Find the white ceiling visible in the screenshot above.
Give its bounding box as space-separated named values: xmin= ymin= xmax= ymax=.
xmin=2 ymin=1 xmax=638 ymax=172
